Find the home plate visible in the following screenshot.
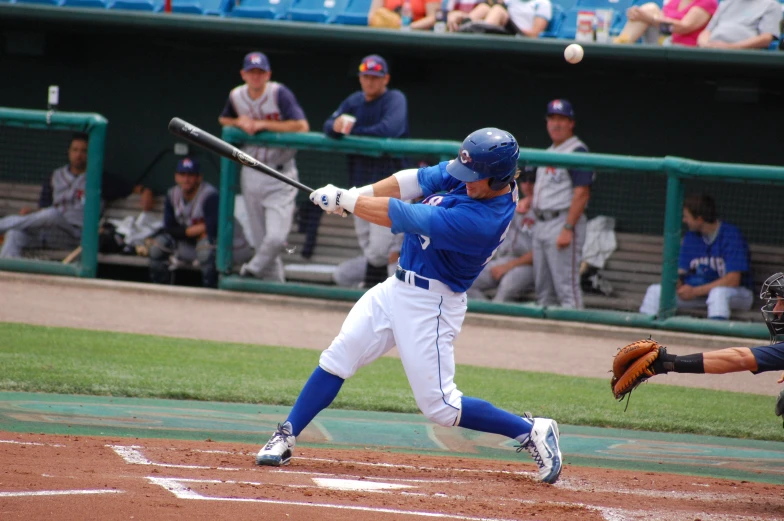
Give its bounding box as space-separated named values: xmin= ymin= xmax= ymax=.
xmin=312 ymin=478 xmax=414 ymax=492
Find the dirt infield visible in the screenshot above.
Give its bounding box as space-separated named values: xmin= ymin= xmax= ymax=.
xmin=3 ymin=433 xmax=783 ymax=521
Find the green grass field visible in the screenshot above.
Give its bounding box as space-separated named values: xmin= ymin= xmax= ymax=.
xmin=2 ymin=321 xmax=782 ymax=441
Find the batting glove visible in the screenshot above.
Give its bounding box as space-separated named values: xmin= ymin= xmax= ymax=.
xmin=310 ymin=184 xmax=346 ymax=216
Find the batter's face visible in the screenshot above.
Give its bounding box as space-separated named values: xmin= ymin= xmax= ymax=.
xmin=682 ymin=208 xmax=703 ymax=233
xmin=359 ymin=74 xmax=389 ymax=101
xmin=546 ymin=115 xmax=575 ymax=145
xmin=175 ymin=172 xmax=202 ymax=196
xmin=241 ymin=68 xmax=271 ymax=93
xmin=465 ymin=179 xmax=495 ymax=199
xmin=68 ymin=139 xmax=88 ymax=174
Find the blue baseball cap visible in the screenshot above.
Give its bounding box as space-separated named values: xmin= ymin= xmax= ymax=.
xmin=358 ymin=54 xmax=389 ymax=77
xmin=243 ymin=52 xmax=270 ymax=72
xmin=176 ymin=157 xmax=200 ymax=175
xmin=546 ymin=99 xmax=575 ymax=119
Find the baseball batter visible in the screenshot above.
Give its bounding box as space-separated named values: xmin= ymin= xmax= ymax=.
xmin=255 ymin=128 xmax=563 ymax=484
xmin=218 ymin=51 xmax=309 ymax=281
xmin=0 ymin=133 xmax=87 ymax=258
xmin=520 ymin=99 xmax=593 ymax=309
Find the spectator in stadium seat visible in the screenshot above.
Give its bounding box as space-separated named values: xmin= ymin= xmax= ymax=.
xmin=445 ymin=0 xmax=493 ymax=31
xmin=467 ymin=201 xmax=536 ymax=302
xmin=323 ymin=54 xmax=409 ymax=289
xmin=696 ymin=0 xmax=780 ymax=49
xmin=148 ymin=158 xmax=252 ymax=288
xmin=0 ymin=133 xmax=88 ymax=259
xmin=613 ymin=0 xmax=717 ymax=46
xmin=456 ymin=0 xmax=552 ymax=37
xmin=369 ymin=0 xmax=442 ymax=29
xmin=639 ymin=194 xmax=755 ymax=320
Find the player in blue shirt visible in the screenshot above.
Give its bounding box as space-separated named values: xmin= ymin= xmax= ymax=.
xmin=639 ymin=193 xmax=754 ymax=319
xmin=255 ymin=128 xmax=563 ymax=484
xmin=323 ymin=55 xmax=410 ymax=287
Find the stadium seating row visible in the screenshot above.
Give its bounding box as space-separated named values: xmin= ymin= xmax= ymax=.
xmin=2 ymin=0 xmax=651 ymax=40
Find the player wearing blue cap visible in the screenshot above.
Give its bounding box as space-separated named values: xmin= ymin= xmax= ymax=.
xmin=520 ymin=99 xmax=593 ymax=309
xmin=149 ymin=158 xmax=251 ymax=288
xmin=255 ymin=128 xmax=563 ymax=484
xmin=219 ymin=51 xmax=309 ymax=282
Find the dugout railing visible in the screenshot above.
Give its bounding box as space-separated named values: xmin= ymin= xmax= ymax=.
xmin=0 ymin=107 xmax=107 ymax=278
xmin=214 ymin=129 xmax=784 ymax=340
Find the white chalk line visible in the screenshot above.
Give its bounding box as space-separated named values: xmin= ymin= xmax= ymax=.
xmin=0 ymin=439 xmax=66 ymax=447
xmin=0 ymin=489 xmax=123 ymax=498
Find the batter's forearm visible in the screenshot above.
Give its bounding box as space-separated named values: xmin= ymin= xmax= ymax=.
xmin=352 ymin=197 xmax=392 ymax=228
xmin=369 ymin=176 xmax=402 ymax=199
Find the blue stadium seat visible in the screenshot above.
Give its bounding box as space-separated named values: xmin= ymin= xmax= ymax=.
xmin=283 ymin=0 xmax=348 ymax=23
xmin=331 ymin=0 xmax=372 ymax=25
xmin=558 ymin=7 xmax=580 ymax=39
xmin=554 ymin=0 xmax=577 ymax=11
xmin=165 ymin=0 xmax=230 ymax=14
xmin=61 ymin=0 xmax=108 ymax=7
xmin=541 ymin=3 xmax=565 ymax=37
xmin=576 ymin=0 xmax=633 ymax=9
xmin=231 ymin=0 xmax=291 ymax=18
xmin=11 ymin=0 xmax=64 ymax=5
xmin=108 ymin=0 xmax=159 ymax=9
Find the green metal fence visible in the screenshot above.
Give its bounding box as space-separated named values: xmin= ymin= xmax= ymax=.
xmin=217 ymin=128 xmax=784 ymax=340
xmin=0 ymin=107 xmax=107 ymax=278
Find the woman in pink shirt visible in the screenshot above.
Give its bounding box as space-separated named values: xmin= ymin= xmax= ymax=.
xmin=613 ymin=0 xmax=718 ymax=46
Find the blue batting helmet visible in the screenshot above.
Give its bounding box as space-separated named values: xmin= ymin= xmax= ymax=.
xmin=446 ymin=128 xmax=519 ymax=191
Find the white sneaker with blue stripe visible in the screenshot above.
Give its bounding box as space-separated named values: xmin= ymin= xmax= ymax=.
xmin=517 ymin=417 xmax=562 ymax=484
xmin=256 ymin=421 xmax=296 ymax=467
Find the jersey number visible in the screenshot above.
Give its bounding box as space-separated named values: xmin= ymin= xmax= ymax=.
xmin=482 ymin=220 xmax=512 ymax=266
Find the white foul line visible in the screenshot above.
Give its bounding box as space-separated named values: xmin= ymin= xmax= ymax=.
xmin=146 ymin=477 xmax=516 ymax=521
xmin=0 ymin=489 xmax=123 ymax=498
xmin=0 ymin=439 xmax=66 ymax=447
xmin=107 ymin=445 xmax=240 ymax=471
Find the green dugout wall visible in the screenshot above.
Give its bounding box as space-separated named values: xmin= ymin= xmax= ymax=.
xmin=1 ymin=4 xmax=783 ymax=237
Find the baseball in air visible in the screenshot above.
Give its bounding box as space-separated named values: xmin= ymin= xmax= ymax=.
xmin=564 ymin=43 xmax=584 ymax=64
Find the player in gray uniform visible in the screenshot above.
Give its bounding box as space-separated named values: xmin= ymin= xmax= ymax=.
xmin=0 ymin=133 xmax=87 ymax=258
xmin=520 ymin=99 xmax=593 ymax=309
xmin=149 ymin=158 xmax=252 ymax=288
xmin=218 ymin=51 xmax=309 ymax=281
xmin=467 ymin=205 xmax=536 ymax=302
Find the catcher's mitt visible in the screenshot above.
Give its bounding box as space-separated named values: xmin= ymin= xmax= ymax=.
xmin=611 ymin=338 xmax=664 ymax=402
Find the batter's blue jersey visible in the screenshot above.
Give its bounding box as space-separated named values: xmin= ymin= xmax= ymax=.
xmin=388 ymin=161 xmax=517 ymax=292
xmin=679 ymin=221 xmax=754 ymax=290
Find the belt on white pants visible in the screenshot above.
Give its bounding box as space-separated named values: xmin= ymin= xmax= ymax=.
xmin=394 ymin=266 xmax=458 ymax=295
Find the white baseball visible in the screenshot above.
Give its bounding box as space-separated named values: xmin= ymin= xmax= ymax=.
xmin=564 ymin=43 xmax=584 ymax=64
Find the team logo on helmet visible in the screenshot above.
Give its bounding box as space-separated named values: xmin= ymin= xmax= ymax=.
xmin=460 ymin=149 xmax=472 ymax=164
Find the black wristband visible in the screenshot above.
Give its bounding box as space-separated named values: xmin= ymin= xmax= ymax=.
xmin=673 ymin=353 xmax=705 ymax=374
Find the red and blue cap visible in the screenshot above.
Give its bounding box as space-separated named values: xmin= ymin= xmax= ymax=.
xmin=176 ymin=157 xmax=200 ymax=175
xmin=243 ymin=52 xmax=270 ymax=72
xmin=546 ymin=99 xmax=575 ymax=119
xmin=358 ymin=55 xmax=388 ymax=77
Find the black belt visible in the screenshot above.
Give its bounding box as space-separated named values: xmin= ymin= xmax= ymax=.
xmin=534 ymin=210 xmax=564 ymax=221
xmin=395 ymin=266 xmax=430 ymax=291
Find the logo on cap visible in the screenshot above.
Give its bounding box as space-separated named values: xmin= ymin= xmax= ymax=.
xmin=460 ymin=149 xmax=472 ymax=164
xmin=251 ymin=54 xmax=262 ymax=64
xmin=552 ymin=100 xmax=563 ymax=110
xmin=182 ymin=158 xmax=193 ymax=169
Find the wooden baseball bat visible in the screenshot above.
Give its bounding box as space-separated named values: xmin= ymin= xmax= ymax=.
xmin=62 ymin=245 xmax=82 ymax=264
xmin=167 ymin=117 xmax=315 ymax=194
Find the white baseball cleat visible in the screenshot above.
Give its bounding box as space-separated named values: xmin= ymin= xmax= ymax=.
xmin=517 ymin=417 xmax=562 ymax=484
xmin=256 ymin=421 xmax=296 ymax=467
